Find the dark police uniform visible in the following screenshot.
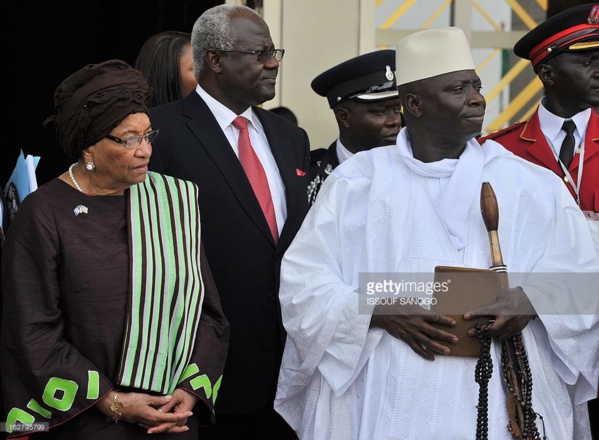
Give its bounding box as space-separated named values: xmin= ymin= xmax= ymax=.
xmin=307 ymin=50 xmax=399 ymax=205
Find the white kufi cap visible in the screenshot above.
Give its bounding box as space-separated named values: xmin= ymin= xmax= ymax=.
xmin=395 ymin=27 xmax=476 ymax=86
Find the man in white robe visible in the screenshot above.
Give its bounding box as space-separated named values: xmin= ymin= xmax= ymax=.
xmin=275 ymin=27 xmax=599 ymax=440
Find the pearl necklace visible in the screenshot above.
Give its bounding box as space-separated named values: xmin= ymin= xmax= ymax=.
xmin=68 ymin=163 xmax=84 ymax=193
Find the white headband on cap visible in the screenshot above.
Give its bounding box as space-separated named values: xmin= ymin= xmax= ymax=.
xmin=395 ymin=27 xmax=476 ymax=86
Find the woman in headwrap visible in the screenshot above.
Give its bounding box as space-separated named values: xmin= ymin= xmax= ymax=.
xmin=1 ymin=60 xmax=229 ymax=439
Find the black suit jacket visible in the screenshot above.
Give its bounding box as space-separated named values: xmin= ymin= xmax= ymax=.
xmin=307 ymin=142 xmax=341 ymax=205
xmin=148 ymin=92 xmax=310 ymax=414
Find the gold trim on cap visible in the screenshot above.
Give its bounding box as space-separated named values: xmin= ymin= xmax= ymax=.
xmin=569 ymin=41 xmax=599 ymax=50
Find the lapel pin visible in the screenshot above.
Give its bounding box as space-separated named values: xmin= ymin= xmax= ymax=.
xmin=74 ymin=205 xmax=88 ymax=216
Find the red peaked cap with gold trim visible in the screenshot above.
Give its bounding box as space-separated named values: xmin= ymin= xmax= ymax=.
xmin=514 ymin=3 xmax=599 ymax=68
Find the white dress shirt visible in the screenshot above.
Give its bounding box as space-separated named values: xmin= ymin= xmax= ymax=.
xmin=538 ymin=100 xmax=590 ymax=159
xmin=335 ymin=139 xmax=354 ymax=164
xmin=195 ymin=85 xmax=287 ymax=234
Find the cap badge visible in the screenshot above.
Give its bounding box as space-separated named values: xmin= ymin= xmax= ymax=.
xmin=589 ymin=5 xmax=599 ymax=24
xmin=385 ymin=65 xmax=394 ymax=81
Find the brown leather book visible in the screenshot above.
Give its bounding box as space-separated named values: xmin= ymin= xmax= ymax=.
xmin=432 ymin=266 xmax=498 ymax=357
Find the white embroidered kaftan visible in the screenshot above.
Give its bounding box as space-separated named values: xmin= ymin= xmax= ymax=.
xmin=275 ymin=132 xmax=599 ymax=440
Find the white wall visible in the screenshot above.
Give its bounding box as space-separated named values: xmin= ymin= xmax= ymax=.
xmin=264 ymin=0 xmax=374 ymax=149
xmin=262 ymin=0 xmax=517 ymax=145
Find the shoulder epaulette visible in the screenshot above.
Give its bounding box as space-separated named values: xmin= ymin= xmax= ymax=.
xmin=478 ymin=121 xmax=526 ymax=144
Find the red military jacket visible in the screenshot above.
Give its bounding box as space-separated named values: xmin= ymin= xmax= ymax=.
xmin=479 ymin=108 xmax=599 ymax=212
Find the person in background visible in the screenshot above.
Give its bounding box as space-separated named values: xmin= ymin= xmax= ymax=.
xmin=274 ymin=27 xmax=599 ymax=439
xmin=148 ymin=4 xmax=310 ymax=440
xmin=268 ymin=106 xmax=298 ymax=125
xmin=478 ymin=4 xmax=599 ymax=435
xmin=479 ymin=4 xmax=599 ymax=216
xmin=1 ymin=59 xmax=229 ymax=439
xmin=307 ymin=50 xmax=402 ymax=204
xmin=135 ymin=31 xmax=197 ymax=107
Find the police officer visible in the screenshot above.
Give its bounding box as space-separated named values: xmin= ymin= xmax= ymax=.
xmin=308 ymin=50 xmax=403 ymax=204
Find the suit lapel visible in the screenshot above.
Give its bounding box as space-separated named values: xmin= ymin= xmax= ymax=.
xmin=184 ymin=95 xmax=276 ymax=245
xmin=576 ymin=110 xmax=599 ymax=168
xmin=256 ymin=108 xmax=305 ymax=249
xmin=521 ymin=114 xmax=564 ymax=175
xmin=523 ymin=109 xmax=599 ymax=174
xmin=314 ymin=142 xmax=339 ymax=180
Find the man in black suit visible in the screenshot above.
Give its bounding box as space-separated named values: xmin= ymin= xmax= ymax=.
xmin=148 ymin=4 xmax=310 ymax=439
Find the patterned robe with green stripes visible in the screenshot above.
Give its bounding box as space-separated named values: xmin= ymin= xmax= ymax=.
xmin=1 ymin=172 xmax=229 ymax=436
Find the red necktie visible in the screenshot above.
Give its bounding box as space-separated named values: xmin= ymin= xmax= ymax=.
xmin=232 ymin=116 xmax=279 ymax=243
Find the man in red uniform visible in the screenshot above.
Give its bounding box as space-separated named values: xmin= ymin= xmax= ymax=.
xmin=480 ymin=4 xmax=599 ymax=213
xmin=479 ymin=5 xmax=599 ymax=435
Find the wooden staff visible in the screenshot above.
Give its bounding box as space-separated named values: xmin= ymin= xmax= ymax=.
xmin=480 ymin=182 xmax=525 ymax=439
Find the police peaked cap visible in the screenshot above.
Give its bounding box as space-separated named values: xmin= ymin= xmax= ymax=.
xmin=515 ymin=3 xmax=599 ymax=68
xmin=311 ymin=50 xmax=398 ymax=108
